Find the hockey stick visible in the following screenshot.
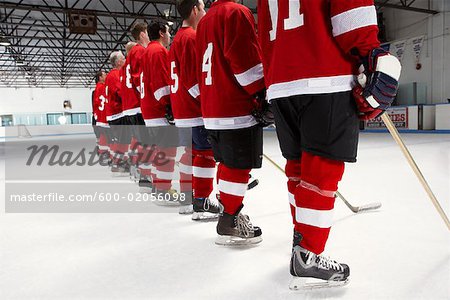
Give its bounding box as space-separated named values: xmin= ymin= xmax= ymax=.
xmin=262 ymin=153 xmax=381 ymax=213
xmin=381 ymin=113 xmax=450 ymax=231
xmin=335 ymin=191 xmax=381 ymax=213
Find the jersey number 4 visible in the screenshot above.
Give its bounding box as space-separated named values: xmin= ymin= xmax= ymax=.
xmin=202 ymin=42 xmax=213 ymax=86
xmin=268 ymin=0 xmax=304 ymax=41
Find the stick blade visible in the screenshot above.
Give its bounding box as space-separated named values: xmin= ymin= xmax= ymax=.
xmin=356 ymin=202 xmax=382 ymax=213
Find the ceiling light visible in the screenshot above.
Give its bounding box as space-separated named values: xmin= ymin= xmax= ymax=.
xmin=0 ymin=36 xmax=11 ymax=46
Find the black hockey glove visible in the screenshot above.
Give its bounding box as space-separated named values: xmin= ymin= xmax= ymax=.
xmin=353 ymin=48 xmax=402 ymax=120
xmin=252 ymin=89 xmax=274 ymax=127
xmin=165 ymin=104 xmax=175 ymax=125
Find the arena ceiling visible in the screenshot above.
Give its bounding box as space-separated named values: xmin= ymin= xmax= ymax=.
xmin=0 ymin=0 xmax=440 ymax=88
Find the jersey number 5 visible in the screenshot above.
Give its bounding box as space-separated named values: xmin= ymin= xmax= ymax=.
xmin=170 ymin=61 xmax=179 ymax=93
xmin=268 ymin=0 xmax=304 ymax=41
xmin=202 ymin=43 xmax=213 ymax=86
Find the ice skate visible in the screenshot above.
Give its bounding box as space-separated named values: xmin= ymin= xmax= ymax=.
xmin=191 ymin=197 xmax=222 ymax=221
xmin=138 ymin=178 xmax=153 ymax=193
xmin=178 ymin=192 xmax=194 ymax=215
xmin=111 ymin=163 xmax=130 ymax=177
xmin=289 ymin=245 xmax=350 ymax=290
xmin=215 ymin=205 xmax=262 ymax=246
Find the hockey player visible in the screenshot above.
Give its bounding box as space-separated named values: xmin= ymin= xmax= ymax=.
xmin=105 ymin=50 xmax=128 ymax=174
xmin=93 ymin=71 xmax=110 ymax=164
xmin=140 ymin=21 xmax=181 ymax=204
xmin=122 ymin=22 xmax=148 ymax=122
xmin=122 ymin=23 xmax=150 ymax=186
xmin=257 ymin=0 xmax=401 ymax=289
xmin=196 ymin=0 xmax=266 ymax=245
xmin=169 ymin=0 xmax=221 ymax=220
xmin=92 ymin=71 xmax=106 ymax=141
xmin=122 ymin=41 xmax=142 ymax=182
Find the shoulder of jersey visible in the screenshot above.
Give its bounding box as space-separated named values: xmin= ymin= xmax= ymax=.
xmin=179 ymin=28 xmax=196 ymax=42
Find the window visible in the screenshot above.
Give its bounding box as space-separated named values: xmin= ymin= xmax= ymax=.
xmin=47 ymin=113 xmax=63 ymax=125
xmin=71 ymin=113 xmax=88 ymax=124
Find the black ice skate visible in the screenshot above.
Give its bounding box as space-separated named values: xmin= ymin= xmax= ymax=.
xmin=215 ymin=205 xmax=262 ymax=246
xmin=138 ymin=178 xmax=153 ymax=193
xmin=191 ymin=197 xmax=222 ymax=221
xmin=290 ymin=245 xmax=350 ymax=290
xmin=111 ymin=163 xmax=130 ymax=177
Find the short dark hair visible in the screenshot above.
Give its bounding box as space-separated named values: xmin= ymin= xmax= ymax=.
xmin=95 ymin=71 xmax=104 ymax=83
xmin=148 ymin=21 xmax=168 ymax=41
xmin=130 ymin=22 xmax=148 ymax=41
xmin=177 ymin=0 xmax=199 ymax=20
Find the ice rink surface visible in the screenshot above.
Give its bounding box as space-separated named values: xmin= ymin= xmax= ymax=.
xmin=0 ymin=130 xmax=449 ymax=299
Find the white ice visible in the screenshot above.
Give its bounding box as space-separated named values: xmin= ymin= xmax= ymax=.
xmin=0 ymin=131 xmax=449 ymax=299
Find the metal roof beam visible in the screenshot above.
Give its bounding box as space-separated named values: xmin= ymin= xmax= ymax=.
xmin=374 ymin=0 xmax=439 ymax=14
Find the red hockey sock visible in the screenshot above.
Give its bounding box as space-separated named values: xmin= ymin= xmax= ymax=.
xmin=97 ymin=133 xmax=109 ymax=154
xmin=154 ymin=147 xmax=177 ymax=191
xmin=179 ymin=147 xmax=193 ymax=193
xmin=192 ymin=149 xmax=215 ymax=198
xmin=293 ymin=152 xmax=344 ymax=255
xmin=217 ymin=163 xmax=250 ymax=215
xmin=130 ymin=137 xmax=140 ymax=153
xmin=285 ymin=159 xmax=301 ymax=226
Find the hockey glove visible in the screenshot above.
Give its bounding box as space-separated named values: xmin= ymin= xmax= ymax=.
xmin=165 ymin=104 xmax=175 ymax=125
xmin=252 ymin=89 xmax=274 ymax=127
xmin=353 ymin=48 xmax=401 ymax=120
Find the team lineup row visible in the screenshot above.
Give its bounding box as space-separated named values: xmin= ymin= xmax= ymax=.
xmin=91 ymin=0 xmax=401 ymax=290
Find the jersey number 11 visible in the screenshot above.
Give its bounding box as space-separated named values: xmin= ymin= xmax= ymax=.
xmin=268 ymin=0 xmax=304 ymax=41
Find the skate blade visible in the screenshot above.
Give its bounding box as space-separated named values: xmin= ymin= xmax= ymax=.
xmin=179 ymin=206 xmax=194 ymax=215
xmin=289 ymin=276 xmax=349 ymax=291
xmin=111 ymin=172 xmax=130 ymax=177
xmin=215 ymin=235 xmax=262 ymax=246
xmin=192 ymin=212 xmax=219 ymax=221
xmin=154 ymin=200 xmax=181 ymax=207
xmin=138 ymin=187 xmax=153 ymax=193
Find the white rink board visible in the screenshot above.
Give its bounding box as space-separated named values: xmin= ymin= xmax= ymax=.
xmin=436 ymin=104 xmax=450 ymax=130
xmin=0 ymin=131 xmax=449 ymax=299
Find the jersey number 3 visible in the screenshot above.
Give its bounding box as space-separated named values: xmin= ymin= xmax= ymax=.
xmin=202 ymin=42 xmax=213 ymax=86
xmin=268 ymin=0 xmax=304 ymax=41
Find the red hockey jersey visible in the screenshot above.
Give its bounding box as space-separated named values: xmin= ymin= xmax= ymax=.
xmin=105 ymin=68 xmax=123 ymax=122
xmin=257 ymin=0 xmax=380 ymax=100
xmin=93 ymin=82 xmax=108 ymax=127
xmin=140 ymin=41 xmax=171 ymax=126
xmin=169 ymin=27 xmax=203 ymax=128
xmin=196 ymin=0 xmax=265 ymax=130
xmin=122 ymin=43 xmax=145 ymax=116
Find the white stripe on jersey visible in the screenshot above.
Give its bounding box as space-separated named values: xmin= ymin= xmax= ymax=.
xmin=331 ymin=6 xmax=377 ymax=37
xmin=188 ymin=84 xmax=200 ymax=99
xmin=234 ymin=63 xmax=264 ymax=87
xmin=154 ymin=85 xmax=171 ymax=101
